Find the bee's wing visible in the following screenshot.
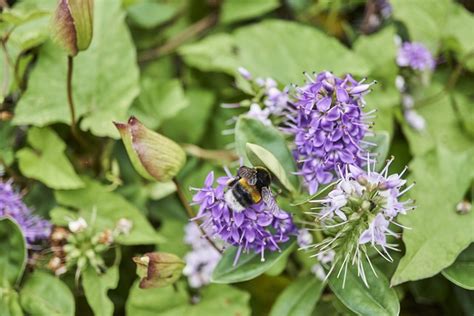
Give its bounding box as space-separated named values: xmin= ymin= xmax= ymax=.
xmin=261 ymin=187 xmax=279 ymax=213
xmin=238 ymin=166 xmax=257 ymax=185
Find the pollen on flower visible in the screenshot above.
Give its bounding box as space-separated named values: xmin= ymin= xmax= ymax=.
xmin=306 ymin=158 xmax=415 ymax=287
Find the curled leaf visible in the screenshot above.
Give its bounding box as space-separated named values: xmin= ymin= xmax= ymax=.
xmin=133 ymin=252 xmax=185 ymax=289
xmin=114 ymin=116 xmax=186 ymax=182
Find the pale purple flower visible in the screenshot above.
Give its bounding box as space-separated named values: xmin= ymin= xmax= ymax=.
xmin=285 ymin=71 xmax=375 ymax=194
xmin=183 ymin=221 xmax=222 ymax=288
xmin=264 ymin=86 xmax=289 ymax=116
xmin=238 ymin=67 xmax=252 ymax=80
xmin=297 ymin=228 xmax=313 ymax=248
xmin=397 ymin=42 xmax=435 ymax=71
xmin=192 ymin=170 xmax=297 ymax=265
xmin=246 ymin=103 xmax=272 ymax=126
xmin=404 ymin=109 xmax=426 ymax=132
xmin=0 ymin=179 xmax=51 ymax=245
xmin=308 ymin=158 xmax=415 ymax=286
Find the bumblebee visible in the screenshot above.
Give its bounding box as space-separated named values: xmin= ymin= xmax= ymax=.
xmin=224 ymin=166 xmax=277 ymax=212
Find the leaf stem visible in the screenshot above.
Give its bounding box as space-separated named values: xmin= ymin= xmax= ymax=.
xmin=172 ymin=178 xmax=223 ymax=254
xmin=66 ymin=55 xmax=89 ymax=149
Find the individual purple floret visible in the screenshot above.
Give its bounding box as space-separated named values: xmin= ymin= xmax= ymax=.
xmin=0 ymin=179 xmax=51 ymax=245
xmin=285 ymin=71 xmax=376 ymax=194
xmin=397 ymin=42 xmax=436 ymax=71
xmin=191 ymin=171 xmax=297 ymax=265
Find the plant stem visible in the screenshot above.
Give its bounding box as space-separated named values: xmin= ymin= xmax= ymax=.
xmin=172 ymin=178 xmax=223 ymax=254
xmin=67 ymin=56 xmax=77 ymax=128
xmin=66 ymin=56 xmax=89 ymax=149
xmin=138 ymin=13 xmax=217 ymax=63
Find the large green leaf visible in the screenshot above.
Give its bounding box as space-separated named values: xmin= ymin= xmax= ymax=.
xmin=54 ymin=177 xmax=162 ymax=245
xmin=20 ymin=271 xmax=75 ymax=316
xmin=126 ymin=282 xmax=250 ymax=316
xmin=160 ymin=88 xmax=216 ymax=144
xmin=129 ymin=78 xmax=189 ymax=130
xmin=391 ymin=0 xmax=451 ymax=51
xmin=235 ymin=117 xmax=298 ymax=188
xmin=329 ymin=264 xmax=400 ymax=316
xmin=212 ymin=239 xmax=295 ymax=284
xmin=13 ymin=0 xmax=139 ymax=138
xmin=269 ymin=276 xmax=324 ymax=316
xmin=180 ymin=20 xmax=369 ymax=83
xmin=442 ymin=243 xmax=474 ymax=290
xmin=82 ymin=266 xmax=119 ymax=316
xmin=220 ymin=0 xmax=280 ymax=24
xmin=391 ymin=146 xmax=474 ymax=285
xmin=0 ymin=217 xmax=27 ymax=287
xmin=16 ymin=127 xmax=84 ymax=190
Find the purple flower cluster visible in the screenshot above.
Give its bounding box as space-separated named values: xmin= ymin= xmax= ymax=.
xmin=0 ymin=179 xmax=51 ymax=245
xmin=397 ymin=42 xmax=435 ymax=71
xmin=192 ymin=171 xmax=296 ymax=265
xmin=183 ymin=221 xmax=222 ymax=288
xmin=286 ymin=71 xmax=375 ymax=194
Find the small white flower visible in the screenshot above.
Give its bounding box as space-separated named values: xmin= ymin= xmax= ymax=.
xmin=237 ymin=67 xmax=252 ymax=80
xmin=395 ymin=75 xmax=405 ymax=92
xmin=402 ymin=94 xmax=415 ymax=109
xmin=247 ymin=103 xmax=272 ymax=126
xmin=116 ymin=218 xmax=133 ymax=235
xmin=311 ymin=264 xmax=326 ymax=281
xmin=68 ymin=217 xmax=88 ymax=233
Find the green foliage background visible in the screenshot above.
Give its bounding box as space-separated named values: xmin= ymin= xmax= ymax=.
xmin=0 ymin=0 xmax=473 ymax=315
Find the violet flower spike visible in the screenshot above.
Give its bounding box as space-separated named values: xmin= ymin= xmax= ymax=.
xmin=191 ymin=170 xmax=297 ymax=266
xmin=284 ymin=71 xmax=376 ymax=194
xmin=0 ymin=179 xmax=51 ymax=246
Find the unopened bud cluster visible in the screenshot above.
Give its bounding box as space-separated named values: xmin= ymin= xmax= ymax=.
xmin=48 ymin=217 xmax=132 ymax=277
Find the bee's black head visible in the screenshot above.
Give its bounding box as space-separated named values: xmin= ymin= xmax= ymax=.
xmin=255 ymin=167 xmax=271 ymax=190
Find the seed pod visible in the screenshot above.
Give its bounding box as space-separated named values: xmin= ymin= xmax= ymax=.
xmin=52 ymin=0 xmax=94 ymax=56
xmin=133 ymin=252 xmax=185 ymax=289
xmin=114 ymin=116 xmax=186 ymax=182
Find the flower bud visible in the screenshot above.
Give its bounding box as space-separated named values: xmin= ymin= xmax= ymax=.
xmin=114 ymin=116 xmax=186 ymax=182
xmin=133 ymin=252 xmax=185 ymax=289
xmin=52 ymin=0 xmax=94 ymax=56
xmin=68 ymin=217 xmax=88 ymax=233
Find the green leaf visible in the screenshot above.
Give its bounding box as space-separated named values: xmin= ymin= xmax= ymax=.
xmin=54 ymin=177 xmax=162 ymax=245
xmin=0 ymin=288 xmax=23 ymax=316
xmin=161 ymin=88 xmax=216 ymax=144
xmin=127 ymin=1 xmax=177 ymax=29
xmin=220 ymin=0 xmax=280 ymax=24
xmin=180 ymin=20 xmax=369 ymax=83
xmin=443 ymin=3 xmax=474 ymax=70
xmin=391 ymin=146 xmax=474 ymax=285
xmin=329 ymin=263 xmax=400 ymax=316
xmin=391 ymin=0 xmax=451 ymax=52
xmin=20 ymin=271 xmax=75 ymax=316
xmin=126 ymin=282 xmax=250 ymax=316
xmin=129 ymin=79 xmax=189 ymax=130
xmin=16 ymin=127 xmax=84 ymax=190
xmin=269 ymin=276 xmax=324 ymax=316
xmin=366 ymin=131 xmax=391 ymax=172
xmin=442 ymin=243 xmax=474 ymax=290
xmin=13 ymin=0 xmax=139 ymax=138
xmin=0 ymin=217 xmax=27 ymax=287
xmin=235 ymin=117 xmax=298 ymax=188
xmin=246 ymin=143 xmax=295 ymax=192
xmin=212 ymin=239 xmax=295 ymax=284
xmin=82 ymin=266 xmax=119 ymax=316
xmin=353 ymin=25 xmax=398 ymax=80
